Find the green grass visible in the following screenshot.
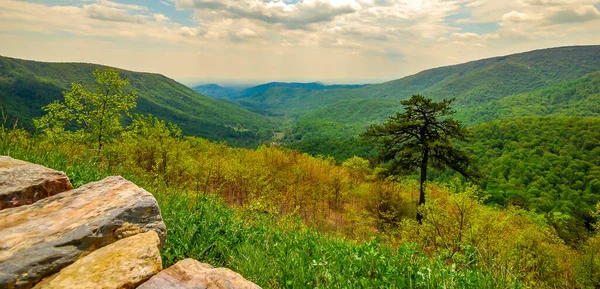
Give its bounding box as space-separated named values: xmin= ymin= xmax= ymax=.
xmin=161 ymin=195 xmax=520 ymax=289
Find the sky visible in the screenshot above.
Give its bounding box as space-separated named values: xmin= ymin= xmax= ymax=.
xmin=1 ymin=0 xmax=600 ymax=85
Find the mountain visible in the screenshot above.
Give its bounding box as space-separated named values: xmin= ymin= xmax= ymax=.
xmin=272 ymin=46 xmax=600 ymax=159
xmin=0 ymin=56 xmax=276 ymax=146
xmin=194 ymin=82 xmax=367 ymax=102
xmin=363 ymin=45 xmax=600 ymax=105
xmin=236 ymin=45 xmax=600 ymax=120
xmin=239 ymin=82 xmax=367 ymax=99
xmin=191 ymin=84 xmax=245 ymax=99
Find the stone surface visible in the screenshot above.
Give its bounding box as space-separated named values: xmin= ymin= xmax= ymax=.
xmin=0 ymin=176 xmax=167 ymax=289
xmin=138 ymin=258 xmax=262 ymax=289
xmin=0 ymin=156 xmax=73 ymax=210
xmin=33 ymin=231 xmax=163 ymax=289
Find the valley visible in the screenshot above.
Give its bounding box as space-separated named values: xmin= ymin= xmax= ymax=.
xmin=2 ymin=45 xmax=600 ymax=288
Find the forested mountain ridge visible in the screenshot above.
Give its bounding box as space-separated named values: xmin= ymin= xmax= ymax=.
xmin=0 ymin=56 xmax=276 ymax=146
xmin=191 ymin=84 xmax=245 ymax=99
xmin=363 ymin=45 xmax=600 ymax=105
xmin=457 ymin=70 xmax=600 ymax=125
xmin=230 ymin=45 xmax=600 ymax=120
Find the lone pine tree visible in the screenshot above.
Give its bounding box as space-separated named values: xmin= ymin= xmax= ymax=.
xmin=362 ymin=95 xmax=475 ymax=223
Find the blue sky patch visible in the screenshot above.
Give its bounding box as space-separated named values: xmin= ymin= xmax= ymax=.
xmin=453 ymin=22 xmax=500 ymax=34
xmin=445 ymin=11 xmax=500 ymax=34
xmin=21 ymin=0 xmax=196 ymax=26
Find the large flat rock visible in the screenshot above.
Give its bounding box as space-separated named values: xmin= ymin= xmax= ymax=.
xmin=138 ymin=258 xmax=262 ymax=289
xmin=33 ymin=231 xmax=163 ymax=289
xmin=0 ymin=176 xmax=167 ymax=289
xmin=0 ymin=156 xmax=73 ymax=210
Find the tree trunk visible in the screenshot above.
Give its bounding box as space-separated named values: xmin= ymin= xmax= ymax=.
xmin=416 ymin=149 xmax=428 ymax=223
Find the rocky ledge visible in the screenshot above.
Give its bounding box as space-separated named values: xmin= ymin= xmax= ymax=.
xmin=0 ymin=156 xmax=261 ymax=289
xmin=0 ymin=156 xmax=73 ymax=210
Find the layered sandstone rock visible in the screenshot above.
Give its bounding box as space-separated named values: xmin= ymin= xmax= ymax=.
xmin=0 ymin=176 xmax=166 ymax=289
xmin=33 ymin=231 xmax=162 ymax=289
xmin=0 ymin=156 xmax=73 ymax=210
xmin=138 ymin=258 xmax=262 ymax=289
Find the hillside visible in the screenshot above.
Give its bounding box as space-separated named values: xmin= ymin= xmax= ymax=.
xmin=275 ymin=46 xmax=600 ymax=159
xmin=3 ymin=120 xmax=598 ymax=288
xmin=0 ymin=56 xmax=277 ymax=146
xmin=457 ymin=70 xmax=600 ymax=125
xmin=233 ymin=46 xmax=600 ymax=120
xmin=363 ymin=45 xmax=600 ymax=105
xmin=293 ymin=66 xmax=600 ymax=143
xmin=433 ymin=117 xmax=600 ymax=241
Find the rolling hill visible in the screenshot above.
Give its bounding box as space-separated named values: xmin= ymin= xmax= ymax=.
xmin=0 ymin=56 xmax=277 ymax=146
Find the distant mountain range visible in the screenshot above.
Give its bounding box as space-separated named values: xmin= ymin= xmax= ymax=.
xmin=193 ymin=82 xmax=367 ymax=99
xmin=0 ymin=56 xmax=276 ymax=147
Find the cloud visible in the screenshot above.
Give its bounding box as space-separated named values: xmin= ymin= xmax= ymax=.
xmin=176 ymin=0 xmax=359 ymax=30
xmin=153 ymin=13 xmax=170 ymax=22
xmin=83 ymin=4 xmax=145 ymax=23
xmin=546 ymin=5 xmax=600 ymax=24
xmin=521 ymin=0 xmax=599 ymax=6
xmin=229 ymin=28 xmax=260 ymax=42
xmin=96 ymin=0 xmax=148 ymax=11
xmin=501 ymin=11 xmax=530 ymax=23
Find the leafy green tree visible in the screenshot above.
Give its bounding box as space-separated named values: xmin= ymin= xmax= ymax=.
xmin=361 ymin=95 xmax=475 ymax=222
xmin=34 ymin=68 xmax=137 ymax=152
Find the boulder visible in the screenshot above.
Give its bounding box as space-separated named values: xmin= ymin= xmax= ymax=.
xmin=0 ymin=176 xmax=166 ymax=289
xmin=138 ymin=258 xmax=262 ymax=289
xmin=0 ymin=156 xmax=73 ymax=210
xmin=33 ymin=231 xmax=162 ymax=289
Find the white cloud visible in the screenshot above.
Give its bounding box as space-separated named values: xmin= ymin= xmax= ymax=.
xmin=1 ymin=0 xmax=600 ymax=82
xmin=501 ymin=11 xmax=530 ymax=23
xmin=175 ymin=0 xmax=360 ymax=30
xmin=153 ymin=13 xmax=170 ymax=23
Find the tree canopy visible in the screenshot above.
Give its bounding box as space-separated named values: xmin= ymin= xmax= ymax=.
xmin=34 ymin=68 xmax=137 ymax=152
xmin=362 ymin=95 xmax=475 ymax=221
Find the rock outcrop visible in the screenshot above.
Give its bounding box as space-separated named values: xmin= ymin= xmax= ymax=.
xmin=138 ymin=258 xmax=262 ymax=289
xmin=0 ymin=156 xmax=261 ymax=289
xmin=33 ymin=231 xmax=163 ymax=289
xmin=0 ymin=156 xmax=73 ymax=210
xmin=0 ymin=176 xmax=166 ymax=289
